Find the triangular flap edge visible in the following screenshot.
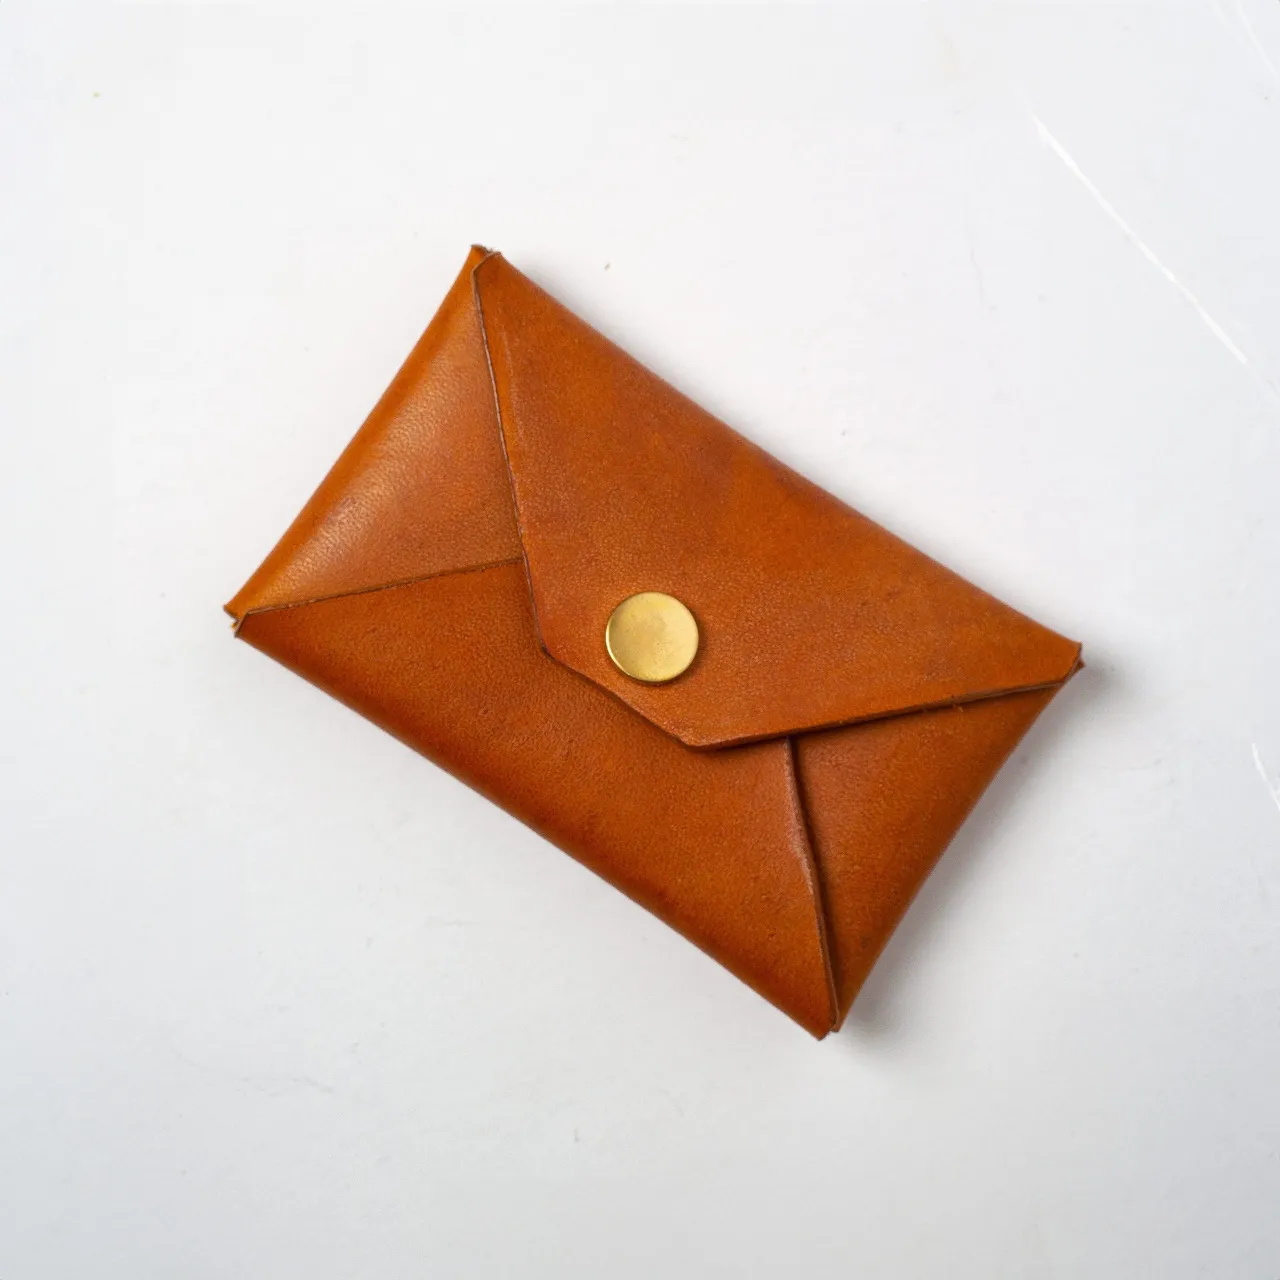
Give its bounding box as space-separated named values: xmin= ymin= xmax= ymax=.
xmin=470 ymin=251 xmax=1082 ymax=750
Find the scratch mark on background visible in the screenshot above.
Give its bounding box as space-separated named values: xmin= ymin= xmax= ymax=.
xmin=1234 ymin=0 xmax=1280 ymax=85
xmin=1251 ymin=743 xmax=1280 ymax=818
xmin=1030 ymin=113 xmax=1280 ymax=404
xmin=1207 ymin=0 xmax=1280 ymax=87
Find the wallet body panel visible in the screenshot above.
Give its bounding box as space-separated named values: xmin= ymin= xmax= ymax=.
xmin=238 ymin=562 xmax=838 ymax=1036
xmin=227 ymin=248 xmax=1080 ymax=1035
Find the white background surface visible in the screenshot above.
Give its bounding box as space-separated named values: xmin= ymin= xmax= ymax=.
xmin=3 ymin=2 xmax=1279 ymax=1276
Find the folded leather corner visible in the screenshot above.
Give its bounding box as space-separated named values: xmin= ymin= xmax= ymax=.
xmin=799 ymin=680 xmax=1071 ymax=1028
xmin=225 ymin=245 xmax=520 ymax=624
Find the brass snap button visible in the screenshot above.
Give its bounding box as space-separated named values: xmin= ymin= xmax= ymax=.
xmin=604 ymin=592 xmax=699 ymax=684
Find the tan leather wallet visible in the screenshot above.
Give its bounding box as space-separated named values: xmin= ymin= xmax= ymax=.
xmin=226 ymin=247 xmax=1081 ymax=1037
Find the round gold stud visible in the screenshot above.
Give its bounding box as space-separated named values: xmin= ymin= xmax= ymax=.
xmin=604 ymin=592 xmax=699 ymax=684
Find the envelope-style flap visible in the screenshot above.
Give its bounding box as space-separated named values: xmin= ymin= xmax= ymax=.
xmin=473 ymin=254 xmax=1080 ymax=750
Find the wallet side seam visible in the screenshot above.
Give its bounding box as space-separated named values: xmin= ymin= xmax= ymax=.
xmin=226 ymin=555 xmax=523 ymax=632
xmin=783 ymin=736 xmax=839 ymax=1035
xmin=687 ymin=663 xmax=1083 ymax=751
xmin=469 ymin=252 xmax=562 ymax=668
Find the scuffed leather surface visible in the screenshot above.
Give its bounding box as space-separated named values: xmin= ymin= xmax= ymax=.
xmin=226 ymin=247 xmax=1080 ymax=1036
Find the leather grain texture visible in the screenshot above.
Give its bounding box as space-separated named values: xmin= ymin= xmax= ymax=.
xmin=226 ymin=248 xmax=1081 ymax=1037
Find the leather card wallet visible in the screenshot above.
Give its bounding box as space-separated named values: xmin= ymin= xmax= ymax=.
xmin=225 ymin=246 xmax=1082 ymax=1038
